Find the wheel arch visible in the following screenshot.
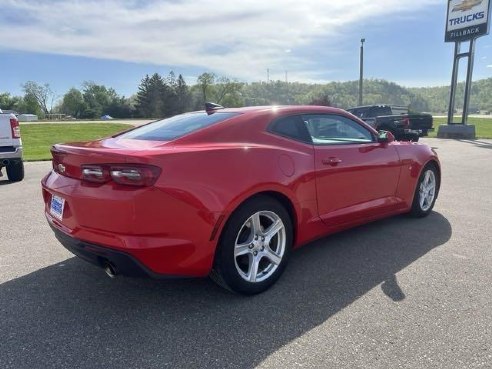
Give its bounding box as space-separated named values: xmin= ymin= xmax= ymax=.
xmin=408 ymin=158 xmax=441 ymax=217
xmin=257 ymin=191 xmax=298 ymax=241
xmin=424 ymin=159 xmax=441 ymax=190
xmin=419 ymin=159 xmax=441 ymax=186
xmin=213 ymin=190 xmax=299 ymax=255
xmin=410 ymin=158 xmax=441 ymax=206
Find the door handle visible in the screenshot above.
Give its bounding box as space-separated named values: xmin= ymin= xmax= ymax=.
xmin=322 ymin=157 xmax=342 ymax=166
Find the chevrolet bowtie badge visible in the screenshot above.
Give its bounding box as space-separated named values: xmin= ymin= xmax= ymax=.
xmin=453 ymin=0 xmax=484 ymax=12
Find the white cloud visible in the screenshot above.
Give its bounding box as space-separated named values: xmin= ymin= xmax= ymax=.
xmin=0 ymin=0 xmax=442 ymax=81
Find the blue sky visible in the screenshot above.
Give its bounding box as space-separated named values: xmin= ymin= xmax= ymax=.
xmin=1 ymin=0 xmax=491 ymax=98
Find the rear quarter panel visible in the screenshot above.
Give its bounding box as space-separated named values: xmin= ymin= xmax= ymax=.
xmin=162 ymin=109 xmax=351 ymax=247
xmin=152 ymin=132 xmax=320 ymax=247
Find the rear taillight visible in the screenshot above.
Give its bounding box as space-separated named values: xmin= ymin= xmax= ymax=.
xmin=81 ymin=164 xmax=161 ymax=187
xmin=81 ymin=165 xmax=111 ymax=183
xmin=110 ymin=166 xmax=161 ymax=186
xmin=401 ymin=117 xmax=410 ymax=128
xmin=10 ymin=118 xmax=20 ymax=138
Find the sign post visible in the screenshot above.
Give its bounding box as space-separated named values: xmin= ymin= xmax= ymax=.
xmin=438 ymin=0 xmax=491 ymax=139
xmin=359 ymin=38 xmax=365 ymax=106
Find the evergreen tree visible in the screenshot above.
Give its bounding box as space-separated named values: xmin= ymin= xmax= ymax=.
xmin=136 ymin=75 xmax=152 ymax=117
xmin=136 ymin=73 xmax=167 ymax=118
xmin=175 ymin=74 xmax=190 ymax=114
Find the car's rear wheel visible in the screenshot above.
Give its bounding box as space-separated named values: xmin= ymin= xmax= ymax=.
xmin=211 ymin=196 xmax=293 ymax=295
xmin=410 ymin=163 xmax=439 ymax=217
xmin=6 ymin=160 xmax=24 ymax=182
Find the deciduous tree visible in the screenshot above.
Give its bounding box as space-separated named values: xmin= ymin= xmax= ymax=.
xmin=60 ymin=88 xmax=86 ymax=118
xmin=22 ymin=81 xmax=56 ymax=114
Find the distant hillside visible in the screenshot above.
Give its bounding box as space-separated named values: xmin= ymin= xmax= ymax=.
xmin=410 ymin=78 xmax=492 ymax=113
xmin=241 ymin=79 xmax=429 ymax=112
xmin=239 ymin=77 xmax=492 ymax=114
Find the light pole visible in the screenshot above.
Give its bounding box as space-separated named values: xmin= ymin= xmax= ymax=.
xmin=359 ymin=38 xmax=365 ymax=106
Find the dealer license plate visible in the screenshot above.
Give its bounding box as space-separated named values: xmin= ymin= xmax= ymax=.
xmin=50 ymin=195 xmax=65 ymax=221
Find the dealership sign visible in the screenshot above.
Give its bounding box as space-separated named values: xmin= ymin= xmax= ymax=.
xmin=446 ymin=0 xmax=491 ymax=42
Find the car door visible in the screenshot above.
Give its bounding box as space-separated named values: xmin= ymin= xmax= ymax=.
xmin=303 ymin=114 xmax=402 ymax=226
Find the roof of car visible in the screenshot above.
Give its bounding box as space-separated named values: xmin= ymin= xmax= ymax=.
xmin=347 ymin=104 xmax=407 ymax=110
xmin=206 ymin=105 xmax=347 ymax=115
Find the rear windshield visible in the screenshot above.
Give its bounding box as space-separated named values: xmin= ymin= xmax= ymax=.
xmin=390 ymin=106 xmax=408 ymax=115
xmin=118 ymin=112 xmax=239 ymax=141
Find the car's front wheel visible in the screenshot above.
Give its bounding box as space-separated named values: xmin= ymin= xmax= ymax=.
xmin=410 ymin=163 xmax=440 ymax=217
xmin=211 ymin=196 xmax=293 ymax=295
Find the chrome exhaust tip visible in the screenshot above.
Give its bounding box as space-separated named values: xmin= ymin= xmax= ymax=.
xmin=104 ymin=263 xmax=117 ymax=278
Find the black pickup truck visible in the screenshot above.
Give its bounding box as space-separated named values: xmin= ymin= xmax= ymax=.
xmin=346 ymin=105 xmax=433 ymax=142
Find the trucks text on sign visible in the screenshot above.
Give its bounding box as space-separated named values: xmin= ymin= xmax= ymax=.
xmin=445 ymin=0 xmax=491 ymax=42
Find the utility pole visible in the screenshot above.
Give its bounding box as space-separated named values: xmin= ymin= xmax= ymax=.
xmin=267 ymin=68 xmax=270 ymax=83
xmin=285 ymin=70 xmax=288 ymax=83
xmin=359 ymin=38 xmax=365 ymax=106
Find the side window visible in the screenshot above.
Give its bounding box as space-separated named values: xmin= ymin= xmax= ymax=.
xmin=367 ymin=107 xmax=379 ymax=117
xmin=269 ymin=115 xmax=312 ymax=143
xmin=349 ymin=108 xmax=362 ymax=118
xmin=373 ymin=106 xmax=391 ymax=116
xmin=391 ymin=106 xmax=408 ymax=115
xmin=303 ymin=114 xmax=374 ymax=145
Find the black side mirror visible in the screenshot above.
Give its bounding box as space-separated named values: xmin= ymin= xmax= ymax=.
xmin=378 ymin=130 xmax=395 ymax=143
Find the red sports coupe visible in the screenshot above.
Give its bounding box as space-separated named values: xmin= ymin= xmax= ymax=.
xmin=42 ymin=105 xmax=440 ymax=294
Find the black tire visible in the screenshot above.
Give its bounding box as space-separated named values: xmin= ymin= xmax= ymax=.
xmin=6 ymin=160 xmax=24 ymax=182
xmin=211 ymin=196 xmax=293 ymax=295
xmin=410 ymin=163 xmax=440 ymax=218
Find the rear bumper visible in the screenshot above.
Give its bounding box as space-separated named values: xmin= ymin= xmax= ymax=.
xmin=50 ymin=223 xmax=167 ymax=278
xmin=394 ymin=128 xmax=430 ymax=138
xmin=406 ymin=129 xmax=434 ymax=136
xmin=42 ymin=171 xmax=220 ymax=278
xmin=403 ymin=129 xmax=423 ymax=136
xmin=0 ymin=146 xmax=23 ymax=161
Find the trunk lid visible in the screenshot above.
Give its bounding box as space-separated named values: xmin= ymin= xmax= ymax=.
xmin=51 ymin=137 xmax=171 ymax=180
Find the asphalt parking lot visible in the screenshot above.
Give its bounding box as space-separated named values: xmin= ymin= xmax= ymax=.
xmin=0 ymin=138 xmax=491 ymax=369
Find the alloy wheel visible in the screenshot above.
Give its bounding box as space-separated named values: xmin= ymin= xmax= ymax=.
xmin=234 ymin=211 xmax=286 ymax=283
xmin=419 ymin=169 xmax=436 ymax=212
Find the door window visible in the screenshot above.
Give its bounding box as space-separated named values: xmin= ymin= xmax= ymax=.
xmin=303 ymin=114 xmax=374 ymax=145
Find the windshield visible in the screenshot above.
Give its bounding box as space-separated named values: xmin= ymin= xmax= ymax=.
xmin=118 ymin=112 xmax=239 ymax=141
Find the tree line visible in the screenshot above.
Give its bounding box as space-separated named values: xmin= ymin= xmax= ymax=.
xmin=3 ymin=72 xmax=492 ymax=119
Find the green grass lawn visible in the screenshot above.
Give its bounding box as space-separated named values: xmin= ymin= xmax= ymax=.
xmin=22 ymin=123 xmax=131 ymax=161
xmin=430 ymin=117 xmax=492 ymax=138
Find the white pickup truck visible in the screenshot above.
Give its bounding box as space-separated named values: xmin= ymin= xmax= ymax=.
xmin=0 ymin=108 xmax=24 ymax=181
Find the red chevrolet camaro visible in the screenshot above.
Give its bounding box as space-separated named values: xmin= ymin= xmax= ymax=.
xmin=41 ymin=105 xmax=440 ymax=294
